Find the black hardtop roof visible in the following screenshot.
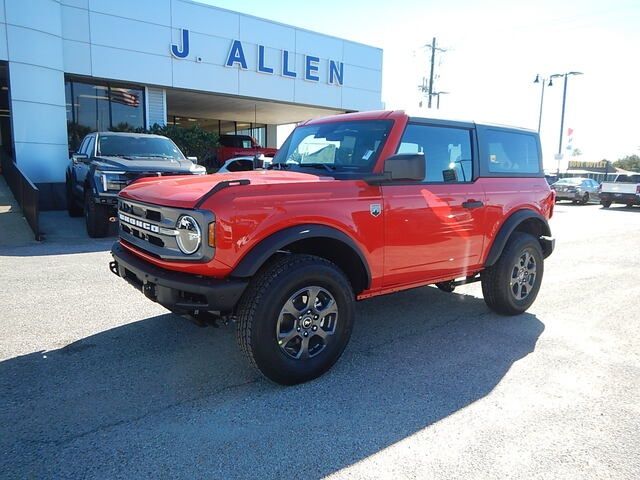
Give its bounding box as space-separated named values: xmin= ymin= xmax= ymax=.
xmin=407 ymin=115 xmax=538 ymax=134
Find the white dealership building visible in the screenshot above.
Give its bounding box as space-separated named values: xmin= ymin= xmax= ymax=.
xmin=0 ymin=0 xmax=383 ymax=208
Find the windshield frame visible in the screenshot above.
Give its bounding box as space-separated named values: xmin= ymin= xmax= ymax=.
xmin=272 ymin=120 xmax=394 ymax=174
xmin=97 ymin=134 xmax=186 ymax=160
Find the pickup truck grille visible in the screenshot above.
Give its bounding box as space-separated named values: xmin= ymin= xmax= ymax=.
xmin=117 ymin=199 xmax=215 ymax=261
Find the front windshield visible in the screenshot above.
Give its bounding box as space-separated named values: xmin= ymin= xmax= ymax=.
xmin=98 ymin=135 xmax=185 ymax=160
xmin=272 ymin=120 xmax=393 ymax=172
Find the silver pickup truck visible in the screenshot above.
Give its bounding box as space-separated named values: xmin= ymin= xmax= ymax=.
xmin=599 ymin=174 xmax=640 ymax=208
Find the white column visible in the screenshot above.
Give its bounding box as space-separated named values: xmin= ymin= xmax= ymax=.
xmin=266 ymin=123 xmax=278 ymax=148
xmin=5 ymin=0 xmax=68 ymax=186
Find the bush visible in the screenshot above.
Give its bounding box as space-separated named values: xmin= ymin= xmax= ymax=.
xmin=146 ymin=124 xmax=219 ymax=162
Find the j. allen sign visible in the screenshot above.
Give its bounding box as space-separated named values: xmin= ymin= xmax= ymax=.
xmin=171 ymin=29 xmax=344 ymax=86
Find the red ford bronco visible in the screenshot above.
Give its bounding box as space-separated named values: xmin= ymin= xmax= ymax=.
xmin=110 ymin=111 xmax=555 ymax=385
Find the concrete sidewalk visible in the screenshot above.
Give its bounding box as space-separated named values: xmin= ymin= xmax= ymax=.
xmin=0 ymin=176 xmax=35 ymax=247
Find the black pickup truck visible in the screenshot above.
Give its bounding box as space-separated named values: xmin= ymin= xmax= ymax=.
xmin=66 ymin=132 xmax=206 ymax=237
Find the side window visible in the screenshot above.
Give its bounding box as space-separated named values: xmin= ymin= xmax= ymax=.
xmin=482 ymin=129 xmax=540 ymax=174
xmin=397 ymin=124 xmax=473 ymax=182
xmin=77 ymin=136 xmax=89 ymax=155
xmin=85 ymin=136 xmax=96 ymax=157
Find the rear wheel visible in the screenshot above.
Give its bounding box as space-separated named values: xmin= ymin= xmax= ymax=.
xmin=84 ymin=191 xmax=110 ymax=238
xmin=236 ymin=254 xmax=355 ymax=385
xmin=601 ymin=200 xmax=611 ymax=208
xmin=481 ymin=232 xmax=544 ymax=315
xmin=66 ymin=180 xmax=83 ymax=217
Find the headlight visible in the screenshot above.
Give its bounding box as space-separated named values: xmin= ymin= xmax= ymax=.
xmin=96 ymin=170 xmax=127 ymax=192
xmin=175 ymin=215 xmax=201 ymax=255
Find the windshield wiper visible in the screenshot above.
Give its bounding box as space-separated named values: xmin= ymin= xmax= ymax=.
xmin=298 ymin=163 xmax=336 ymax=172
xmin=268 ymin=162 xmax=293 ymax=170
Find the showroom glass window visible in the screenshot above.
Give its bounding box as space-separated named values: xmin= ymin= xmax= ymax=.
xmin=65 ymin=79 xmax=145 ymax=151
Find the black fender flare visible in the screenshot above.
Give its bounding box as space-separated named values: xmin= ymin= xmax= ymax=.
xmin=484 ymin=209 xmax=552 ymax=266
xmin=231 ymin=224 xmax=372 ymax=288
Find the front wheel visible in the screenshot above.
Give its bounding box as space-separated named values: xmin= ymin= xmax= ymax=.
xmin=481 ymin=232 xmax=544 ymax=315
xmin=84 ymin=192 xmax=110 ymax=238
xmin=236 ymin=254 xmax=355 ymax=385
xmin=580 ymin=192 xmax=590 ymax=205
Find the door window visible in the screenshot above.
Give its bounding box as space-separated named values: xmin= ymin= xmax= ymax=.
xmin=84 ymin=136 xmax=95 ymax=157
xmin=397 ymin=124 xmax=473 ymax=182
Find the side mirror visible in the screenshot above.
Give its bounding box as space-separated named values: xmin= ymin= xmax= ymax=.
xmin=384 ymin=153 xmax=425 ymax=181
xmin=187 ymin=156 xmax=198 ymax=164
xmin=72 ymin=153 xmax=89 ymax=163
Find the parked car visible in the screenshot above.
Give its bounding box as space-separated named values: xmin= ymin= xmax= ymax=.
xmin=599 ymin=173 xmax=640 ymax=208
xmin=550 ymin=177 xmax=600 ymax=204
xmin=207 ymin=134 xmax=276 ymax=169
xmin=66 ymin=132 xmax=206 ymax=237
xmin=216 ymin=154 xmax=271 ymax=173
xmin=109 ymin=110 xmax=555 ymax=385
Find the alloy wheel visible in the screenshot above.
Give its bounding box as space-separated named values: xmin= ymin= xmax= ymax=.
xmin=510 ymin=249 xmax=537 ymax=300
xmin=275 ymin=286 xmax=338 ymax=360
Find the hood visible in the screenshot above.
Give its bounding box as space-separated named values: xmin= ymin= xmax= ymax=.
xmin=94 ymin=155 xmax=196 ymax=173
xmin=118 ymin=170 xmax=332 ymax=209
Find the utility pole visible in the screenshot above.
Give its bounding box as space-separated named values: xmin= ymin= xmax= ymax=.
xmin=418 ymin=38 xmax=447 ymax=108
xmin=427 ymin=37 xmax=436 ymax=108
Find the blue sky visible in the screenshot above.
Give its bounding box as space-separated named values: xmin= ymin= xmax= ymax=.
xmin=203 ymin=0 xmax=640 ymax=167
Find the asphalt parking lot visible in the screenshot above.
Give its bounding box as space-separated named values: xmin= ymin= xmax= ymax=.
xmin=1 ymin=203 xmax=639 ymax=479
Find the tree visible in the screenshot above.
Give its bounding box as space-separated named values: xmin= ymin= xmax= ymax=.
xmin=613 ymin=154 xmax=640 ymax=172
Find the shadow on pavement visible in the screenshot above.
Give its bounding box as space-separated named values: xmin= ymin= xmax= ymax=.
xmin=0 ymin=287 xmax=544 ymax=479
xmin=0 ymin=211 xmax=116 ymax=257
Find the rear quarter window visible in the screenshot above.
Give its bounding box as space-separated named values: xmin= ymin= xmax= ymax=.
xmin=479 ymin=128 xmax=541 ymax=176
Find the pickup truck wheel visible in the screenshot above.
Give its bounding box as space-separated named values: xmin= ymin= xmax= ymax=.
xmin=601 ymin=200 xmax=611 ymax=208
xmin=436 ymin=281 xmax=455 ymax=293
xmin=66 ymin=181 xmax=83 ymax=217
xmin=236 ymin=254 xmax=355 ymax=385
xmin=84 ymin=192 xmax=110 ymax=238
xmin=481 ymin=232 xmax=544 ymax=316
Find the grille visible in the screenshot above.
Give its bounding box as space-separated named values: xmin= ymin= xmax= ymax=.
xmin=117 ymin=199 xmax=215 ymax=262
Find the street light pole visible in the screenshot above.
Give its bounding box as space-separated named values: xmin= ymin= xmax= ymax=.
xmin=533 ymin=74 xmax=546 ymax=133
xmin=549 ymin=71 xmax=583 ymax=177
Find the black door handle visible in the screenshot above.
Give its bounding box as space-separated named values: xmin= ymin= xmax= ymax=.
xmin=462 ymin=200 xmax=484 ymax=209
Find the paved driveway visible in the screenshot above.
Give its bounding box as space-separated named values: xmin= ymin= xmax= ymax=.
xmin=1 ymin=203 xmax=639 ymax=479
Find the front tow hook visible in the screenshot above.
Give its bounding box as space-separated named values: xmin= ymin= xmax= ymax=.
xmin=109 ymin=260 xmax=119 ymax=277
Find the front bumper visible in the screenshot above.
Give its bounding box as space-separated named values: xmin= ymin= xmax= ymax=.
xmin=110 ymin=242 xmax=247 ymax=313
xmin=540 ymin=236 xmax=555 ymax=258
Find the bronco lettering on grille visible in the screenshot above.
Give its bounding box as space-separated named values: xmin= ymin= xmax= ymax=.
xmin=118 ymin=213 xmax=160 ymax=233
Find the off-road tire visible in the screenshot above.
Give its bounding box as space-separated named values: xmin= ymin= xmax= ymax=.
xmin=84 ymin=191 xmax=110 ymax=238
xmin=481 ymin=232 xmax=544 ymax=316
xmin=236 ymin=254 xmax=355 ymax=385
xmin=66 ymin=180 xmax=83 ymax=217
